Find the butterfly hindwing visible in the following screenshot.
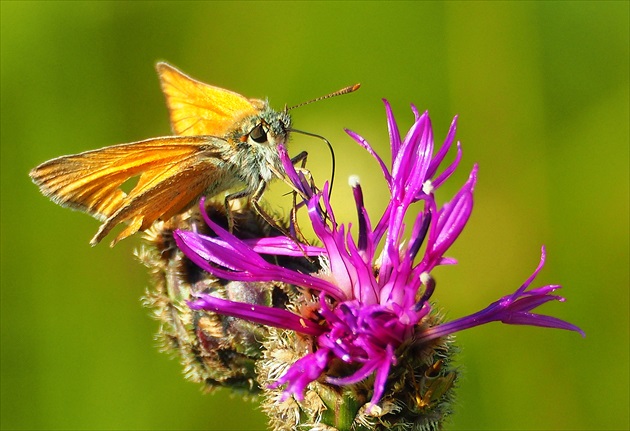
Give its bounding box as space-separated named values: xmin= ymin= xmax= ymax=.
xmin=30 ymin=135 xmax=224 ymax=244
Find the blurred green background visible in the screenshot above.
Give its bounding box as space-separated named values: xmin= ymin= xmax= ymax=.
xmin=2 ymin=2 xmax=628 ymax=430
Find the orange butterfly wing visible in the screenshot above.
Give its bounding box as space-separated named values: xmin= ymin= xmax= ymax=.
xmin=30 ymin=136 xmax=224 ymax=246
xmin=156 ymin=62 xmax=265 ymax=136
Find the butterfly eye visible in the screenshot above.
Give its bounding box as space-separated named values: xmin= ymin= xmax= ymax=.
xmin=249 ymin=123 xmax=268 ymax=144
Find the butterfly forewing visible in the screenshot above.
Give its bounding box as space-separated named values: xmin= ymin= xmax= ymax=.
xmin=157 ymin=62 xmax=265 ymax=136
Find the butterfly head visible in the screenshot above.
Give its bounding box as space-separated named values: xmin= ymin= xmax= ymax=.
xmin=235 ymin=104 xmax=292 ymax=149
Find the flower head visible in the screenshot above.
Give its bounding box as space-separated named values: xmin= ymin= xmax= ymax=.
xmin=174 ymin=101 xmax=583 ymax=429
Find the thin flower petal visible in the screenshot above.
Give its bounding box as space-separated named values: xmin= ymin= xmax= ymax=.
xmin=270 ymin=349 xmax=331 ymax=401
xmin=424 ymin=165 xmax=477 ymax=268
xmin=174 ymin=229 xmax=345 ymax=298
xmin=278 ymin=144 xmax=313 ymax=199
xmin=244 ymin=237 xmax=324 ymax=256
xmin=431 ymin=141 xmax=462 ymax=191
xmin=416 ymin=250 xmax=585 ymax=342
xmin=426 ymin=115 xmax=458 ymax=180
xmin=383 ymin=99 xmax=402 ymax=156
xmin=346 ymin=129 xmax=392 ymax=185
xmin=189 ymin=293 xmax=323 ymax=336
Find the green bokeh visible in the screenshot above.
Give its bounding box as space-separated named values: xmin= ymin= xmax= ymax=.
xmin=1 ymin=2 xmax=627 ymax=430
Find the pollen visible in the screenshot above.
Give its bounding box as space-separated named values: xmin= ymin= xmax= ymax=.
xmin=422 ymin=179 xmax=434 ymax=195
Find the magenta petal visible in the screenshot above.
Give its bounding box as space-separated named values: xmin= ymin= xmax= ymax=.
xmin=346 ymin=128 xmax=392 ymax=185
xmin=431 ymin=142 xmax=462 ymax=191
xmin=368 ymin=344 xmax=396 ymax=408
xmin=270 ymin=349 xmax=331 ymax=401
xmin=416 ymin=252 xmax=585 ymax=342
xmin=426 ymin=115 xmax=458 ymax=180
xmin=189 ymin=293 xmax=323 ymax=336
xmin=383 ymin=99 xmax=402 ymax=157
xmin=425 ymin=165 xmax=477 ymax=266
xmin=244 ymin=237 xmax=324 ymax=256
xmin=391 ymin=113 xmax=429 ymax=198
xmin=278 ymin=144 xmax=313 ymax=198
xmin=326 ymin=360 xmax=380 ymax=386
xmin=174 ymin=230 xmax=345 ymax=298
xmin=502 ymin=312 xmax=585 ymax=335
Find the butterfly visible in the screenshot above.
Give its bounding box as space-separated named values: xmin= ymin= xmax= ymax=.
xmin=29 ymin=62 xmax=359 ymax=246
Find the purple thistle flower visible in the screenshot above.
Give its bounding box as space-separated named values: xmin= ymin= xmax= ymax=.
xmin=174 ymin=100 xmax=583 ymax=420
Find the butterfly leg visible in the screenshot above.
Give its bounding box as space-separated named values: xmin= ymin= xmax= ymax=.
xmin=223 ymin=180 xmax=289 ymax=237
xmin=224 ymin=182 xmax=289 ymax=236
xmin=249 ymin=180 xmax=314 ymax=263
xmin=249 ymin=180 xmax=286 ymax=236
xmin=223 ymin=188 xmax=252 ymax=233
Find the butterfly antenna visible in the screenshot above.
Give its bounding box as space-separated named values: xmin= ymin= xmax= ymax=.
xmin=287 ymin=83 xmax=361 ymax=111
